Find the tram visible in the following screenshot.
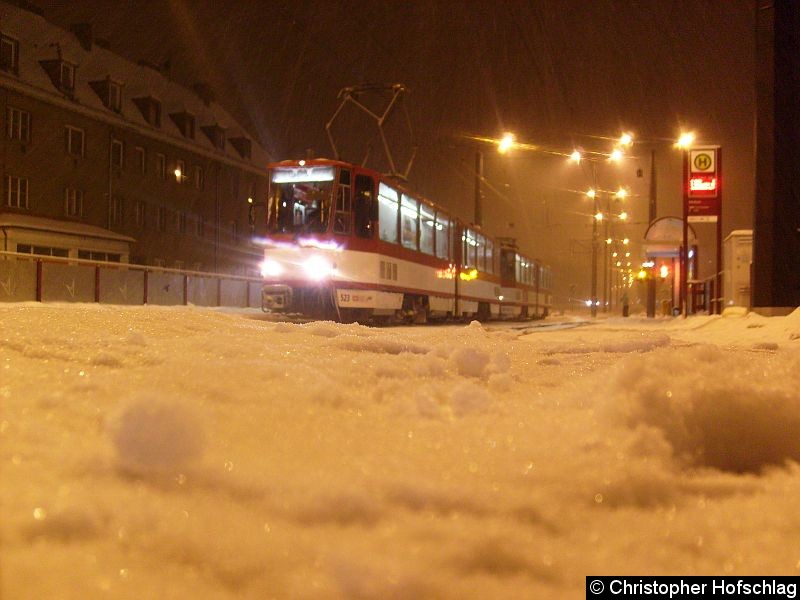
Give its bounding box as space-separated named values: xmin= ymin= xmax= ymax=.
xmin=259 ymin=158 xmax=551 ymax=323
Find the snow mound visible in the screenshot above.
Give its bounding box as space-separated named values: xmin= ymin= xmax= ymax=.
xmin=333 ymin=335 xmax=429 ymax=355
xmin=543 ymin=332 xmax=671 ymax=355
xmin=449 ymin=347 xmax=511 ymax=378
xmin=110 ymin=397 xmax=205 ymax=473
xmin=604 ymin=345 xmax=800 ymax=473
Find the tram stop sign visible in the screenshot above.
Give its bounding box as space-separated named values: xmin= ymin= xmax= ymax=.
xmin=686 ymin=146 xmax=721 ymax=223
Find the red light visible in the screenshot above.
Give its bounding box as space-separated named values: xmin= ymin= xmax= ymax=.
xmin=689 ymin=176 xmax=717 ymax=192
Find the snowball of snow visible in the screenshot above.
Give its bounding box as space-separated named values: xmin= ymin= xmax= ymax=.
xmin=450 ymin=347 xmax=491 ymax=378
xmin=111 ymin=397 xmax=205 ymax=473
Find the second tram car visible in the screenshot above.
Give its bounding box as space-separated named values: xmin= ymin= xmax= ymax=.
xmin=260 ymin=158 xmax=551 ymax=323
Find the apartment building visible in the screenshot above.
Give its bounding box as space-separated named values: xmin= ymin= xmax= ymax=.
xmin=0 ymin=1 xmax=270 ymax=274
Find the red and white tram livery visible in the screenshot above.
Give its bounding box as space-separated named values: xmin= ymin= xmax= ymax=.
xmin=260 ymin=158 xmax=551 ymax=322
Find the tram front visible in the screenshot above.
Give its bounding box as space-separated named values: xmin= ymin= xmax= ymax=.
xmin=260 ymin=160 xmax=341 ymax=317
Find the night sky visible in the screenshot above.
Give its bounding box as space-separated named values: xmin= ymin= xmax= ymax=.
xmin=37 ymin=0 xmax=755 ymax=301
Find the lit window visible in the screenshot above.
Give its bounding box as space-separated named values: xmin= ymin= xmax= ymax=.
xmin=6 ymin=107 xmax=30 ymax=142
xmin=65 ymin=126 xmax=84 ymax=157
xmin=5 ymin=175 xmax=28 ymax=209
xmin=175 ymin=159 xmax=186 ymax=183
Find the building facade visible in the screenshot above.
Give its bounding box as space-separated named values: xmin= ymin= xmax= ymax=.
xmin=0 ymin=1 xmax=270 ymax=275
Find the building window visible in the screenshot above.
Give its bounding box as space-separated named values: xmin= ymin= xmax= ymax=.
xmin=156 ymin=153 xmax=166 ymax=179
xmin=5 ymin=175 xmax=28 ymax=209
xmin=230 ymin=221 xmax=238 ymax=243
xmin=135 ymin=200 xmax=146 ymax=228
xmin=111 ymin=139 xmax=124 ymax=168
xmin=59 ymin=62 xmax=75 ymax=92
xmin=6 ymin=107 xmax=30 ymax=142
xmin=110 ymin=195 xmax=123 ymax=226
xmin=178 ymin=211 xmax=187 ymax=234
xmin=107 ymin=80 xmax=122 ymax=112
xmin=17 ymin=244 xmax=68 ymax=258
xmin=65 ymin=188 xmax=84 ymax=217
xmin=134 ymin=146 xmax=146 ymax=174
xmin=175 ymin=159 xmax=186 ymax=183
xmin=0 ymin=35 xmax=19 ymax=74
xmin=78 ymin=250 xmax=121 ymax=262
xmin=193 ymin=165 xmax=203 ymax=190
xmin=195 ymin=214 xmax=204 ymax=237
xmin=157 ymin=206 xmax=167 ymax=231
xmin=65 ymin=126 xmax=84 ymax=156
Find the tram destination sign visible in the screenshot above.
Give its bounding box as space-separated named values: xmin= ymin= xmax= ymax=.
xmin=685 ymin=146 xmax=721 ymax=223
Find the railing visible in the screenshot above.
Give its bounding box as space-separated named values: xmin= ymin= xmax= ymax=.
xmin=687 ymin=272 xmax=724 ymax=315
xmin=0 ymin=251 xmax=264 ymax=308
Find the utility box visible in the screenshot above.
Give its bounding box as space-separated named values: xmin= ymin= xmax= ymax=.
xmin=724 ymin=230 xmax=752 ymax=308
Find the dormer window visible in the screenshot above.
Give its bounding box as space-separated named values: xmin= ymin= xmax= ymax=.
xmin=133 ymin=96 xmax=161 ymax=127
xmin=169 ymin=111 xmax=195 ymax=139
xmin=0 ymin=34 xmax=19 ymax=74
xmin=39 ymin=59 xmax=77 ymax=96
xmin=90 ymin=78 xmax=123 ymax=113
xmin=201 ymin=124 xmax=226 ymax=150
xmin=229 ymin=136 xmax=251 ymax=160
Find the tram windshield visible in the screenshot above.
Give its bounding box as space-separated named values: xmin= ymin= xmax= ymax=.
xmin=267 ymin=166 xmax=335 ymax=234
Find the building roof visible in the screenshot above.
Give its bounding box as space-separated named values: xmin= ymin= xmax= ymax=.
xmin=0 ymin=213 xmax=136 ymax=242
xmin=0 ymin=1 xmax=270 ymax=170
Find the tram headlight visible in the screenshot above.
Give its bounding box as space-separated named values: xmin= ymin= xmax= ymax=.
xmin=303 ymin=255 xmax=335 ymax=280
xmin=260 ymin=259 xmax=283 ymax=278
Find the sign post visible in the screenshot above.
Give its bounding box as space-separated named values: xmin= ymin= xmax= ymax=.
xmin=682 ymin=146 xmax=722 ymax=316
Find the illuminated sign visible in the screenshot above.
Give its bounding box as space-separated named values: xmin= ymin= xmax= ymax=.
xmin=271 ymin=166 xmax=335 ymax=183
xmin=689 ymin=176 xmax=717 ymax=192
xmin=436 ymin=265 xmax=457 ymax=279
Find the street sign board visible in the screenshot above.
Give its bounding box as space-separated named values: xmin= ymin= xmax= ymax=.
xmin=686 ymin=146 xmax=721 ymax=223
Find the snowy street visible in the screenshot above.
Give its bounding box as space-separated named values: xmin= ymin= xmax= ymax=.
xmin=2 ymin=304 xmax=800 ymax=599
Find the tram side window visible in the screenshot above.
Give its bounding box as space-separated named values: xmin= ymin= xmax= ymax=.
xmin=501 ymin=249 xmax=515 ymax=279
xmin=463 ymin=229 xmax=478 ymax=268
xmin=334 ymin=169 xmax=352 ymax=234
xmin=515 ymin=254 xmax=522 ymax=282
xmin=485 ymin=239 xmax=493 ymax=274
xmin=419 ymin=205 xmax=435 ymax=255
xmin=354 ymin=174 xmax=374 ymax=238
xmin=378 ymin=182 xmax=399 ymax=244
xmin=476 ymin=234 xmax=485 ymax=271
xmin=435 ymin=213 xmax=450 ymax=260
xmin=401 ymin=194 xmax=418 ymax=250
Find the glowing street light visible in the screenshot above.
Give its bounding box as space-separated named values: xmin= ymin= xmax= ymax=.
xmin=676 ymin=131 xmax=696 ymax=149
xmin=619 ymin=211 xmax=628 ymax=221
xmin=586 ymin=188 xmax=596 ymax=199
xmin=609 ymin=148 xmax=624 ymax=162
xmin=623 ymin=238 xmax=630 ymax=245
xmin=615 ymin=187 xmax=628 ymax=199
xmin=498 ymin=132 xmax=515 ymax=154
xmin=619 ymin=132 xmax=633 ymax=147
xmin=570 ymin=150 xmax=582 ymax=163
xmin=594 ymin=211 xmax=604 ymax=221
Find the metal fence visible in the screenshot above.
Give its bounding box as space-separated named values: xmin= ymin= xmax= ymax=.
xmin=0 ymin=251 xmax=263 ymax=308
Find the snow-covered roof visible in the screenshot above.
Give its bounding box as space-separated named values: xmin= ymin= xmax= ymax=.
xmin=0 ymin=212 xmax=136 ymax=242
xmin=0 ymin=1 xmax=270 ymax=170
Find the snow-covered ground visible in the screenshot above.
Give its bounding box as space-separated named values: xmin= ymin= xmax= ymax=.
xmin=2 ymin=303 xmax=800 ymax=599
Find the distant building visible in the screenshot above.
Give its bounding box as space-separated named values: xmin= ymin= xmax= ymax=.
xmin=0 ymin=0 xmax=270 ymax=274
